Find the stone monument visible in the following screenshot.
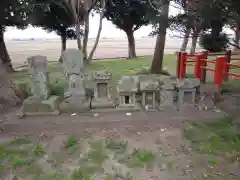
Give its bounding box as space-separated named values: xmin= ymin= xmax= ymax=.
xmin=20 ymin=55 xmax=60 ymax=117
xmin=59 ymin=49 xmax=90 ymax=112
xmin=117 ymin=76 xmax=140 ymax=110
xmin=90 ymin=70 xmax=115 ymax=108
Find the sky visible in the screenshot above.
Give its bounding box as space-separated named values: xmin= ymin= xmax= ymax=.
xmin=5 ymin=3 xmax=183 ymax=40
xmin=5 ymin=17 xmax=154 ymax=39
xmin=4 ymin=4 xmax=233 ymax=40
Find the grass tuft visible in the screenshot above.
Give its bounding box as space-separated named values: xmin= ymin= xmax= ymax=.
xmin=8 ymin=138 xmax=32 ymax=145
xmin=86 ymin=141 xmax=107 ymax=165
xmin=105 ymin=138 xmax=128 ymax=153
xmin=184 ymin=116 xmax=240 ymax=156
xmin=65 ymin=136 xmax=78 ymax=149
xmin=33 ymin=144 xmax=45 ymax=156
xmin=71 ymin=166 xmax=98 ymax=180
xmin=120 ymin=149 xmax=154 ymax=167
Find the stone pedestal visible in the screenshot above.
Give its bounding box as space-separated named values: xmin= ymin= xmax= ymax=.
xmin=59 ymin=97 xmax=90 ymax=113
xmin=19 ymin=56 xmax=60 ymax=117
xmin=21 ymin=96 xmax=60 ymax=116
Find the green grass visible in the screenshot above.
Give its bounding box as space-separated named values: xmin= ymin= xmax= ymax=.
xmin=65 ymin=135 xmax=78 ymax=149
xmin=12 ymin=55 xmax=177 ymax=83
xmin=184 ymin=116 xmax=240 ymax=157
xmin=105 ymin=138 xmax=128 ymax=153
xmin=85 ymin=141 xmax=107 ymax=165
xmin=11 ymin=55 xmax=240 ymax=101
xmin=120 ymin=149 xmax=154 ymax=167
xmin=10 ymin=55 xmax=176 ymax=98
xmin=0 ymin=138 xmax=47 ymax=179
xmin=33 ymin=144 xmax=45 ymax=156
xmin=8 ymin=137 xmax=32 ymax=145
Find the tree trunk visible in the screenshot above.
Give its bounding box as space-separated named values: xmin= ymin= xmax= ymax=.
xmin=69 ymin=0 xmax=83 ymax=50
xmin=0 ymin=27 xmax=13 ymax=72
xmin=59 ymin=34 xmax=67 ymax=62
xmin=0 ymin=59 xmax=21 ymax=111
xmin=180 ymin=28 xmax=190 ymax=52
xmin=87 ymin=0 xmax=106 ymax=64
xmin=126 ymin=30 xmax=136 ymax=58
xmin=190 ymin=29 xmax=200 ymax=54
xmin=76 ymin=22 xmax=82 ymax=50
xmin=61 ymin=34 xmax=67 ymax=52
xmin=150 ymin=2 xmax=169 ymax=74
xmin=83 ymin=12 xmax=89 ymax=62
xmin=234 ymin=26 xmax=240 ymax=51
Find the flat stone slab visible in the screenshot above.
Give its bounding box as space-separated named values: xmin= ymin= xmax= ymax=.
xmin=116 ymin=103 xmax=141 ymax=112
xmin=20 ymin=95 xmax=60 ymax=116
xmin=59 ymin=99 xmax=90 ymax=113
xmin=91 ymin=99 xmax=115 ymax=109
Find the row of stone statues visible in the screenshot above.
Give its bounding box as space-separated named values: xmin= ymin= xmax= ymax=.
xmin=19 ymin=49 xmax=201 ymax=117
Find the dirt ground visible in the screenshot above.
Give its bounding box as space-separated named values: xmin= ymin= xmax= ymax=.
xmin=0 ymin=94 xmax=239 ymax=180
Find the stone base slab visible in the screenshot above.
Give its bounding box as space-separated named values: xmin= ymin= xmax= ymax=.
xmin=19 ymin=96 xmax=60 ymax=117
xmin=59 ymin=99 xmax=90 ymax=113
xmin=91 ymin=99 xmax=115 ymax=109
xmin=116 ymin=103 xmax=141 ymax=112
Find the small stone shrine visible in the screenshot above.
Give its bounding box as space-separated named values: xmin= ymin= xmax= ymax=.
xmin=91 ymin=70 xmax=115 ymax=108
xmin=176 ymin=78 xmax=200 ymax=108
xmin=59 ymin=49 xmax=90 ymax=112
xmin=159 ymin=78 xmax=200 ymax=110
xmin=139 ymin=78 xmax=159 ymax=110
xmin=20 ymin=55 xmax=60 ymax=116
xmin=117 ymin=76 xmax=140 ymax=110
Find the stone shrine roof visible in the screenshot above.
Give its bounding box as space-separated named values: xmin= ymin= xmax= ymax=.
xmin=118 ymin=76 xmax=139 ymax=93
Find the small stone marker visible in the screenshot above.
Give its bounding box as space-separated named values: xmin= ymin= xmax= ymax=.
xmin=19 ymin=55 xmax=60 ymax=117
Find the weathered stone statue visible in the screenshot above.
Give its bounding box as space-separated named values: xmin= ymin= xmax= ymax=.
xmin=59 ymin=49 xmax=90 ymax=112
xmin=19 ymin=55 xmax=60 ymax=117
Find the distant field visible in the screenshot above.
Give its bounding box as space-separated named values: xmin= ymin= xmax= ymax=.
xmin=6 ymin=37 xmax=203 ymax=68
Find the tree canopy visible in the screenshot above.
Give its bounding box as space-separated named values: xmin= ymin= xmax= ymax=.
xmin=0 ymin=0 xmax=32 ymax=71
xmin=32 ymin=1 xmax=78 ymax=58
xmin=104 ymin=0 xmax=152 ymax=32
xmin=104 ymin=0 xmax=156 ymax=58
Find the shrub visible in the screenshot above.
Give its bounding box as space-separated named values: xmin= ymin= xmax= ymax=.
xmin=13 ymin=83 xmax=31 ymax=100
xmin=199 ymin=33 xmax=229 ymax=52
